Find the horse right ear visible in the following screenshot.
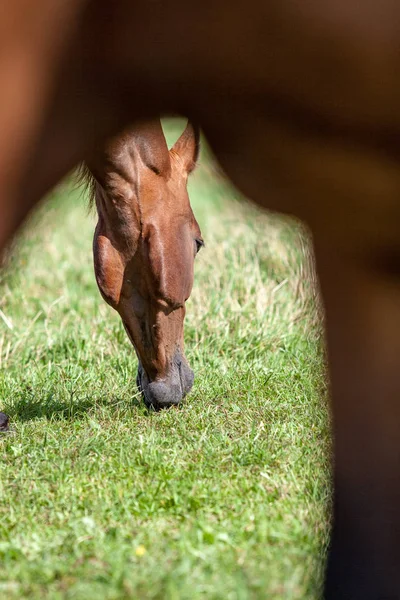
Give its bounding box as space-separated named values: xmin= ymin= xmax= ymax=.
xmin=170 ymin=121 xmax=200 ymax=174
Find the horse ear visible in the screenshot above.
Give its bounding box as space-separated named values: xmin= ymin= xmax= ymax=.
xmin=170 ymin=121 xmax=200 ymax=174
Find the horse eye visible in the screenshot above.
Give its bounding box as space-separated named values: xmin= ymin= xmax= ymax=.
xmin=195 ymin=238 xmax=204 ymax=254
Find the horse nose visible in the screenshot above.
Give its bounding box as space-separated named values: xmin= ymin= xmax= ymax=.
xmin=178 ymin=360 xmax=194 ymax=396
xmin=138 ymin=356 xmax=194 ymax=410
xmin=145 ymin=380 xmax=183 ymax=410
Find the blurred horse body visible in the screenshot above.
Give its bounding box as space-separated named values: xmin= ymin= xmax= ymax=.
xmin=80 ymin=120 xmax=202 ymax=409
xmin=1 ymin=1 xmax=400 ymax=598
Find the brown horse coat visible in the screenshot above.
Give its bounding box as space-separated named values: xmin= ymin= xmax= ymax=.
xmin=1 ymin=1 xmax=400 ymax=597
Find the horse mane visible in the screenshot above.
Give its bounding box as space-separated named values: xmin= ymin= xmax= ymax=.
xmin=75 ymin=162 xmax=97 ymax=209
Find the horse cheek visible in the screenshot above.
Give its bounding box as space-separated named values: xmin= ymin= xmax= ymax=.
xmin=93 ymin=232 xmax=124 ymax=309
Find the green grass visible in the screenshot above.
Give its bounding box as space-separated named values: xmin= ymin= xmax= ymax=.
xmin=0 ymin=120 xmax=331 ymax=599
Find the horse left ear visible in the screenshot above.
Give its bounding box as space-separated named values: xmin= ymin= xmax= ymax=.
xmin=170 ymin=121 xmax=200 ymax=174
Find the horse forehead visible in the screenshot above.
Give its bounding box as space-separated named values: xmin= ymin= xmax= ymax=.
xmin=142 ymin=209 xmax=193 ymax=250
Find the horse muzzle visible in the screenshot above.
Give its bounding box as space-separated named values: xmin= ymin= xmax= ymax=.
xmin=136 ymin=353 xmax=194 ymax=410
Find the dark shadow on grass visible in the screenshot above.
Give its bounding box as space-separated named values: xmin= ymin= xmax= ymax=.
xmin=5 ymin=392 xmax=144 ymax=423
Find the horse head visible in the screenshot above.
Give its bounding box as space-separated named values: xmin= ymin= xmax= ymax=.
xmin=83 ymin=120 xmax=202 ymax=409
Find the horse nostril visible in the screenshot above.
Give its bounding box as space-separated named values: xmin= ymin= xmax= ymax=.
xmin=177 ymin=360 xmax=194 ymax=397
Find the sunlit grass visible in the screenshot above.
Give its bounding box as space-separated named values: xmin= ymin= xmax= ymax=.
xmin=0 ymin=120 xmax=331 ymax=599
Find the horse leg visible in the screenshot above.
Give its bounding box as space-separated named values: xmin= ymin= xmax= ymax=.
xmin=314 ymin=242 xmax=400 ymax=599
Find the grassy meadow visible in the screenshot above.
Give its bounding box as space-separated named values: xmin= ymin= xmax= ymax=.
xmin=0 ymin=120 xmax=331 ymax=599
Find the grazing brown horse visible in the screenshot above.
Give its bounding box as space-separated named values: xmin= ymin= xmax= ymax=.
xmin=80 ymin=120 xmax=202 ymax=409
xmin=1 ymin=1 xmax=400 ymax=598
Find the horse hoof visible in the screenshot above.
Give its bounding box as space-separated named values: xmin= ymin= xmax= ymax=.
xmin=0 ymin=412 xmax=9 ymax=432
